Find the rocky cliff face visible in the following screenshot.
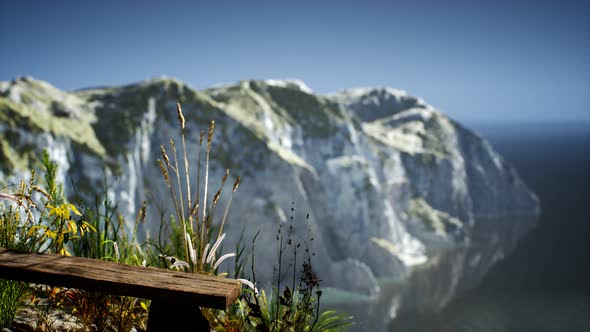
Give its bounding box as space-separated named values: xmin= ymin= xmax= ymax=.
xmin=0 ymin=77 xmax=539 ymax=330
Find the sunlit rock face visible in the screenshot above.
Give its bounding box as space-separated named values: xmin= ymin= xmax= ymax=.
xmin=0 ymin=77 xmax=539 ymax=331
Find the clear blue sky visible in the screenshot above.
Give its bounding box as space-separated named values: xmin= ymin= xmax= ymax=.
xmin=1 ymin=0 xmax=589 ymax=125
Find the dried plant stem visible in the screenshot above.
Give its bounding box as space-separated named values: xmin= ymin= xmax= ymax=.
xmin=218 ymin=176 xmax=240 ymax=239
xmin=217 ymin=198 xmax=232 ymax=239
xmin=170 ymin=140 xmax=189 ymax=261
xmin=207 ymin=169 xmax=228 ymax=235
xmin=194 ymin=130 xmax=204 ymax=249
xmin=158 ymin=148 xmax=182 ymax=234
xmin=181 ymin=133 xmax=192 ymax=234
xmin=200 ymin=121 xmax=214 ymax=249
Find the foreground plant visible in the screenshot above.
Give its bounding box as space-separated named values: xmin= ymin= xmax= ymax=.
xmin=153 ymin=103 xmax=240 ymax=276
xmin=0 ymin=201 xmax=26 ymax=327
xmin=154 ymin=103 xmax=352 ymax=331
xmin=65 ymin=176 xmax=149 ymax=331
xmin=204 ymin=209 xmax=353 ymax=332
xmin=0 ymin=152 xmax=93 ymax=328
xmin=248 ymin=218 xmax=352 ymax=332
xmin=0 ymin=153 xmax=144 ymax=331
xmin=0 ymin=279 xmax=27 ymax=327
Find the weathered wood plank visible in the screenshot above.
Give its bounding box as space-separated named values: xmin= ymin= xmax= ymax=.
xmin=0 ymin=248 xmax=241 ymax=309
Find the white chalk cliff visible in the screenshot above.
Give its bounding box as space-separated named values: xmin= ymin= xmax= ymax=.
xmin=0 ymin=77 xmax=539 ymax=330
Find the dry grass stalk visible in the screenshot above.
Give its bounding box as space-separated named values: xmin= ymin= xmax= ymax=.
xmin=158 ymin=103 xmax=241 ymax=275
xmin=158 ymin=147 xmax=182 ymax=231
xmin=217 ymin=176 xmax=240 ymax=239
xmin=200 ymin=120 xmax=215 ymax=251
xmin=168 ymin=136 xmax=189 ymax=261
xmin=160 ymin=145 xmax=170 ymax=167
xmin=178 ymin=103 xmax=193 ymax=235
xmin=157 ymin=159 xmax=169 ymax=183
xmin=176 ymin=102 xmax=185 ymax=130
xmin=194 ymin=130 xmax=205 ymax=241
xmin=207 ymin=168 xmax=230 ymax=234
xmin=31 ymin=185 xmax=51 ymax=200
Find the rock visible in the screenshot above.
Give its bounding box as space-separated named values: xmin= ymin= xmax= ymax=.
xmin=6 ymin=299 xmax=83 ymax=332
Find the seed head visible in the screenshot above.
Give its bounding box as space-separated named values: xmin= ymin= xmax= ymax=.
xmin=176 ymin=102 xmax=185 ymax=130
xmin=207 ymin=120 xmax=215 ymax=149
xmin=170 ymin=139 xmax=176 ymax=153
xmin=157 ymin=159 xmax=169 ymax=182
xmin=213 ymin=253 xmax=236 ymax=270
xmin=160 ymin=145 xmax=170 ymax=166
xmin=190 ymin=200 xmax=199 ymax=216
xmin=213 ymin=190 xmax=221 ymax=205
xmin=221 ymin=169 xmax=229 ymax=185
xmin=31 ymin=186 xmax=51 ymax=199
xmin=238 ymin=278 xmax=258 ymax=294
xmin=139 ymin=200 xmax=147 ymax=224
xmin=232 ymin=176 xmax=241 ymax=192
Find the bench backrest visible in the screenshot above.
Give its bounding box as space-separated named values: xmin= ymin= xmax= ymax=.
xmin=0 ymin=248 xmax=241 ymax=309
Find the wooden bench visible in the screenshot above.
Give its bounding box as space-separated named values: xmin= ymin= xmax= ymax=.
xmin=0 ymin=248 xmax=242 ymax=331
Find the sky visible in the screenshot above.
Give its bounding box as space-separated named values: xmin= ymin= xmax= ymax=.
xmin=1 ymin=0 xmax=589 ymax=126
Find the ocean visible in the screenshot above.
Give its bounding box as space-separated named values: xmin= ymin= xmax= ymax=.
xmin=390 ymin=121 xmax=590 ymax=332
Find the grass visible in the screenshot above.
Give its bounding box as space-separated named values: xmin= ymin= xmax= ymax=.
xmin=238 ymin=214 xmax=353 ymax=332
xmin=0 ymin=102 xmax=352 ymax=331
xmin=0 ymin=171 xmax=43 ymax=327
xmin=0 ymin=280 xmax=27 ymax=327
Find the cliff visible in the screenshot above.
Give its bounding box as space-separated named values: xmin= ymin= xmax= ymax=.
xmin=0 ymin=77 xmax=539 ymax=330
